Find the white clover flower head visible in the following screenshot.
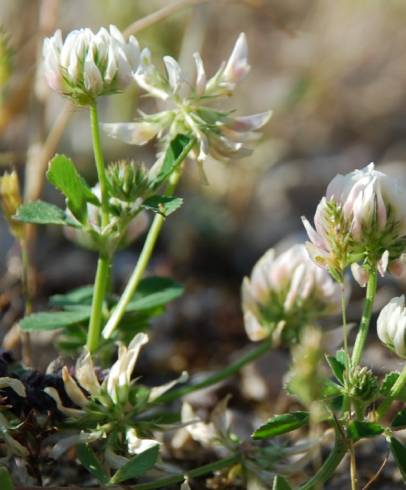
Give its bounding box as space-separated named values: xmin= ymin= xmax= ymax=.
xmin=101 ymin=33 xmax=271 ymax=166
xmin=242 ymin=244 xmax=343 ymax=345
xmin=377 ymin=295 xmax=406 ymax=358
xmin=303 ymin=163 xmax=406 ymax=285
xmin=43 ymin=25 xmax=140 ymax=103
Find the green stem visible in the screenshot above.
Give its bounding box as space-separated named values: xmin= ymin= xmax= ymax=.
xmin=87 ymin=102 xmax=111 ymax=353
xmin=376 ymin=362 xmax=406 ymax=421
xmin=102 ymin=137 xmax=195 ymax=339
xmin=153 ymin=337 xmax=273 ymax=404
xmin=351 ymin=271 xmax=377 ymax=367
xmin=299 ymin=434 xmax=347 ymax=490
xmin=89 ymin=102 xmax=109 ymax=228
xmin=131 ymin=454 xmax=240 ymax=490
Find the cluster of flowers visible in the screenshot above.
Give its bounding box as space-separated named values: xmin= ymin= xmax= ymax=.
xmin=43 ymin=27 xmax=271 ymax=165
xmin=242 ymin=163 xmax=406 ymax=360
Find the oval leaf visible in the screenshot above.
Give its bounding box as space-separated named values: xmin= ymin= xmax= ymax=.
xmin=389 ymin=437 xmax=406 ymax=481
xmin=15 ymin=200 xmax=78 ymax=227
xmin=392 ymin=407 xmax=406 ymax=430
xmin=110 ymin=444 xmax=159 ymax=484
xmin=127 ymin=277 xmax=184 ymax=312
xmin=347 ymin=421 xmax=384 ymax=441
xmin=252 ymin=412 xmax=309 ymax=440
xmin=20 ymin=310 xmax=91 ymax=332
xmin=47 ymin=154 xmax=98 ymax=222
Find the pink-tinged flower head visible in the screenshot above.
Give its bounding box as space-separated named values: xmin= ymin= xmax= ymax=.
xmin=102 ymin=33 xmax=270 ymax=166
xmin=241 ymin=243 xmax=343 ymax=345
xmin=303 ymin=163 xmax=406 ymax=285
xmin=377 ymin=295 xmax=406 ymax=358
xmin=43 ymin=26 xmax=140 ymax=104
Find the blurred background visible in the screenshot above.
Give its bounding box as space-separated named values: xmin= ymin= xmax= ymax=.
xmin=1 ymin=0 xmax=406 ymax=381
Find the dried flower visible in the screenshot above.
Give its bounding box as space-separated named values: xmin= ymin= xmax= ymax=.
xmin=303 ymin=163 xmax=406 ymax=284
xmin=0 ymin=171 xmax=25 ymax=239
xmin=377 ymin=295 xmax=406 ymax=358
xmin=241 ymin=244 xmax=342 ymax=345
xmin=102 ymin=33 xmax=271 ymax=165
xmin=43 ymin=26 xmax=140 ymax=104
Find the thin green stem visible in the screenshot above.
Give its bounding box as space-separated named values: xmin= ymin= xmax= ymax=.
xmin=299 ymin=434 xmax=347 ymax=490
xmin=376 ymin=362 xmax=406 ymax=421
xmin=131 ymin=454 xmax=240 ymax=490
xmin=341 ymin=283 xmax=351 ymax=414
xmin=89 ymin=102 xmax=109 ymax=228
xmin=350 ymin=441 xmax=358 ymax=490
xmin=153 ymin=337 xmax=273 ymax=404
xmin=102 ymin=138 xmax=195 ymax=339
xmin=351 ymin=271 xmax=377 ymax=367
xmin=87 ymin=102 xmax=111 ymax=353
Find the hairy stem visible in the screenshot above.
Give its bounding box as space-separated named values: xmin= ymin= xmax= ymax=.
xmin=132 ymin=454 xmax=240 ymax=490
xmin=351 ymin=271 xmax=377 ymax=367
xmin=102 ymin=139 xmax=195 ymax=339
xmin=154 ymin=337 xmax=273 ymax=404
xmin=299 ymin=434 xmax=347 ymax=490
xmin=87 ymin=102 xmax=111 ymax=353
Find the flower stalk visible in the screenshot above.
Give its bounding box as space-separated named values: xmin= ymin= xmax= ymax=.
xmin=153 ymin=337 xmax=273 ymax=404
xmin=351 ymin=270 xmax=378 ymax=366
xmin=87 ymin=103 xmax=111 ymax=353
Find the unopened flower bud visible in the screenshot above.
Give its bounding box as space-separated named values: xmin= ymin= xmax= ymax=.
xmin=43 ymin=26 xmax=140 ymax=104
xmin=349 ymin=366 xmax=379 ymax=402
xmin=377 ymin=295 xmax=406 ymax=358
xmin=0 ymin=171 xmax=25 ymax=238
